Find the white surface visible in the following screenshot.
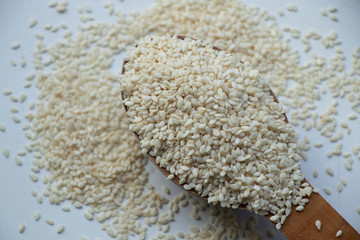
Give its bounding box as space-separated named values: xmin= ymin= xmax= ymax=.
xmin=0 ymin=0 xmax=359 ymax=239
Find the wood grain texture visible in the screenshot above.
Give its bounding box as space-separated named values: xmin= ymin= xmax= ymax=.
xmin=121 ymin=35 xmax=359 ymax=239
xmin=278 ymin=180 xmax=359 ymax=240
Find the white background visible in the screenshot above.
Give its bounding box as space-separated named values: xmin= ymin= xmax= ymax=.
xmin=0 ymin=0 xmax=359 ymax=239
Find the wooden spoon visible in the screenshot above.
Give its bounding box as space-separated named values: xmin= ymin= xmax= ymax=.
xmin=121 ymin=36 xmax=359 ymax=239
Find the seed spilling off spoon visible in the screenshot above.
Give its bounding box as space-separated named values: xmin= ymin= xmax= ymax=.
xmin=121 ymin=35 xmax=359 ymax=239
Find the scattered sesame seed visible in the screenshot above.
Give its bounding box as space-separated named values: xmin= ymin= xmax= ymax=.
xmin=46 ymin=219 xmax=55 ymax=225
xmin=26 ymin=73 xmax=36 ymax=81
xmin=34 ymin=211 xmax=41 ymax=221
xmin=36 ymin=195 xmax=43 ymax=204
xmin=329 ymin=14 xmax=338 ymax=22
xmin=320 ymin=9 xmax=327 ymax=17
xmin=177 ymin=232 xmax=185 ymax=238
xmin=24 ymin=82 xmax=32 ymax=88
xmin=277 ymin=10 xmax=284 ymax=17
xmin=56 ymin=1 xmax=68 ymax=13
xmin=162 ymin=186 xmax=170 ymax=195
xmin=295 ymin=205 xmax=304 ymax=211
xmin=61 ymin=205 xmax=70 ymax=212
xmin=314 ymin=142 xmax=323 ymax=148
xmin=315 ymin=220 xmax=321 ymax=230
xmin=20 ymin=58 xmax=26 ymax=68
xmin=31 ymin=189 xmax=37 ymax=197
xmin=325 ymin=166 xmax=334 ymax=176
xmin=286 ymin=4 xmax=298 ymax=12
xmin=341 ymin=178 xmax=347 ymax=186
xmin=19 ymin=224 xmax=25 ymax=233
xmin=28 ymin=18 xmax=38 ymax=28
xmin=11 ymin=42 xmax=20 ymax=49
xmin=48 ymin=1 xmax=57 ymax=8
xmin=29 ymin=173 xmax=39 ymax=182
xmin=17 ymin=150 xmax=27 ymax=156
xmin=57 ymin=224 xmax=65 ymax=233
xmin=0 ymin=123 xmax=5 ymax=132
xmin=10 ymin=58 xmax=17 ymax=67
xmin=313 ymin=169 xmax=318 ymax=178
xmin=2 ymin=148 xmax=10 ymax=158
xmin=323 ymin=187 xmax=331 ymax=195
xmin=328 ymin=6 xmax=337 ymax=13
xmin=12 ymin=115 xmax=21 ymax=123
xmin=337 ymin=183 xmax=343 ymax=193
xmin=336 ymin=230 xmax=342 ymax=237
xmin=3 ymin=89 xmax=12 ymax=96
xmin=348 ymin=114 xmax=357 ymax=120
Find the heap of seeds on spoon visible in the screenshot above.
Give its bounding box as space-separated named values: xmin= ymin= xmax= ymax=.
xmin=121 ymin=35 xmax=312 ymax=229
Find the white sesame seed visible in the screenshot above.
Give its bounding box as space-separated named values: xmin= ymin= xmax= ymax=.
xmin=348 ymin=114 xmax=357 ymax=120
xmin=341 ymin=178 xmax=347 ymax=186
xmin=10 ymin=107 xmax=18 ymax=113
xmin=29 ymin=173 xmax=38 ymax=182
xmin=11 ymin=42 xmax=20 ymax=49
xmin=325 ymin=166 xmax=334 ymax=176
xmin=24 ymin=82 xmax=32 ymax=88
xmin=337 ymin=183 xmax=343 ymax=193
xmin=17 ymin=150 xmax=27 ymax=156
xmin=12 ymin=115 xmax=21 ymax=123
xmin=162 ymin=186 xmax=170 ymax=195
xmin=19 ymin=224 xmax=25 ymax=233
xmin=286 ymin=4 xmax=297 ymax=12
xmin=336 ymin=230 xmax=342 ymax=237
xmin=48 ymin=1 xmax=57 ymax=7
xmin=315 ymin=220 xmax=321 ymax=230
xmin=28 ymin=18 xmax=38 ymax=28
xmin=295 ymin=206 xmax=304 ymax=211
xmin=20 ymin=58 xmax=26 ymax=68
xmin=57 ymin=224 xmax=65 ymax=233
xmin=36 ymin=195 xmax=43 ymax=204
xmin=320 ymin=9 xmax=327 ymax=17
xmin=314 ymin=142 xmax=323 ymax=148
xmin=46 ymin=219 xmax=55 ymax=225
xmin=2 ymin=148 xmax=10 ymax=158
xmin=0 ymin=123 xmax=6 ymax=132
xmin=61 ymin=205 xmax=70 ymax=212
xmin=323 ymin=187 xmax=331 ymax=195
xmin=329 ymin=14 xmax=338 ymax=22
xmin=26 ymin=73 xmax=36 ymax=81
xmin=34 ymin=211 xmax=41 ymax=221
xmin=3 ymin=89 xmax=12 ymax=96
xmin=312 ymin=169 xmax=318 ymax=178
xmin=328 ymin=6 xmax=337 ymax=13
xmin=10 ymin=58 xmax=17 ymax=67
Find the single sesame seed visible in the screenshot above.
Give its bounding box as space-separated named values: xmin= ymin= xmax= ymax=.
xmin=312 ymin=169 xmax=318 ymax=178
xmin=2 ymin=148 xmax=10 ymax=158
xmin=325 ymin=166 xmax=334 ymax=176
xmin=29 ymin=18 xmax=38 ymax=28
xmin=336 ymin=230 xmax=342 ymax=237
xmin=323 ymin=187 xmax=331 ymax=195
xmin=34 ymin=211 xmax=41 ymax=221
xmin=3 ymin=89 xmax=12 ymax=96
xmin=0 ymin=123 xmax=6 ymax=132
xmin=46 ymin=219 xmax=55 ymax=225
xmin=19 ymin=224 xmax=25 ymax=233
xmin=315 ymin=220 xmax=321 ymax=230
xmin=57 ymin=224 xmax=65 ymax=233
xmin=11 ymin=42 xmax=20 ymax=49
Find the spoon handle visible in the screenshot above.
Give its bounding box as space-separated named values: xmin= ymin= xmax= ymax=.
xmin=278 ymin=180 xmax=359 ymax=240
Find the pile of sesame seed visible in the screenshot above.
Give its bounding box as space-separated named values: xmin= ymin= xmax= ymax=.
xmin=122 ymin=35 xmax=311 ymax=229
xmin=2 ymin=0 xmax=359 ymax=239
